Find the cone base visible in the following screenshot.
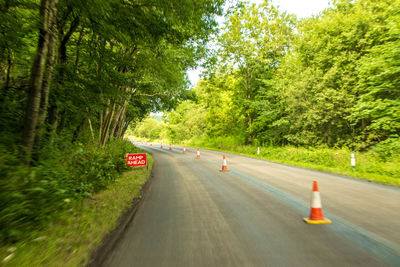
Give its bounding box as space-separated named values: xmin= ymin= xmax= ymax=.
xmin=303 ymin=218 xmax=331 ymax=224
xmin=221 ymin=166 xmax=228 ymax=171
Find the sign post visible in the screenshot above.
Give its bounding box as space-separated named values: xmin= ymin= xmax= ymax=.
xmin=351 ymin=152 xmax=356 ymax=170
xmin=126 ymin=153 xmax=147 ymax=169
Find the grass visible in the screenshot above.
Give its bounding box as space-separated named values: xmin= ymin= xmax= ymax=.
xmin=0 ymin=154 xmax=153 ymax=266
xmin=185 ymin=136 xmax=400 ymax=187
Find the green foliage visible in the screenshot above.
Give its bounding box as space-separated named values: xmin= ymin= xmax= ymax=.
xmin=217 ymin=0 xmax=296 ymax=143
xmin=68 ymin=140 xmax=135 ymax=194
xmin=133 ymin=117 xmax=165 ymax=140
xmin=368 ymin=136 xmax=400 ymax=161
xmin=188 ymin=135 xmax=245 ymax=149
xmin=164 ymin=101 xmax=207 ymax=142
xmin=129 ymin=0 xmax=400 ymax=187
xmin=138 ymin=0 xmax=400 ymax=155
xmin=278 ymin=0 xmax=400 ymax=148
xmin=195 ymin=77 xmax=244 ymax=138
xmin=0 ymin=0 xmax=225 ymax=153
xmin=0 ymin=155 xmax=153 ymax=267
xmin=0 ymin=140 xmax=139 ymax=243
xmin=350 ymin=2 xmax=400 ymax=147
xmin=0 ymin=0 xmax=225 ymax=246
xmin=186 ymin=137 xmax=400 ymax=186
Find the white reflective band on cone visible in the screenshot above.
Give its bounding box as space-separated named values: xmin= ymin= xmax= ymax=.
xmin=311 ymin=192 xmax=322 ymax=208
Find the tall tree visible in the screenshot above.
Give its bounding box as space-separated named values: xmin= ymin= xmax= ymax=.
xmin=217 ymin=0 xmax=295 ymax=143
xmin=0 ymin=0 xmax=225 ymax=161
xmin=22 ymin=0 xmax=58 ymax=161
xmin=278 ymin=0 xmax=400 ymax=148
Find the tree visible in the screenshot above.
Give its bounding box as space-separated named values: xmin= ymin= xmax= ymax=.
xmin=22 ymin=0 xmax=58 ymax=162
xmin=217 ymin=0 xmax=295 ymax=143
xmin=276 ymin=0 xmax=400 ymax=147
xmin=0 ymin=0 xmax=226 ymax=162
xmin=158 ymin=0 xmax=400 ymax=150
xmin=350 ymin=0 xmax=400 ymax=147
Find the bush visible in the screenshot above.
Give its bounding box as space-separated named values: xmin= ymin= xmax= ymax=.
xmin=188 ymin=135 xmax=245 ymax=149
xmin=182 ymin=135 xmax=400 ymax=185
xmin=0 ymin=139 xmax=139 ymax=243
xmin=368 ymin=136 xmax=400 ymax=161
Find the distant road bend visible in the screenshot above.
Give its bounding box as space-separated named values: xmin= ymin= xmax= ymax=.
xmin=105 ymin=143 xmax=400 ymax=267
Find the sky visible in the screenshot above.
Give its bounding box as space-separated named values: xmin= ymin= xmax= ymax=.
xmin=269 ymin=0 xmax=332 ymax=18
xmin=187 ymin=0 xmax=332 ymax=86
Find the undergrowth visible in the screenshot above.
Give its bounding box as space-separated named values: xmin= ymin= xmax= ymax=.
xmin=0 ymin=154 xmax=153 ymax=266
xmin=0 ymin=139 xmax=140 ymax=244
xmin=185 ymin=135 xmax=400 ymax=186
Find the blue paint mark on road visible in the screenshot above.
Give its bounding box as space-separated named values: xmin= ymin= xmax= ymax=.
xmin=202 ymin=158 xmax=400 ymax=266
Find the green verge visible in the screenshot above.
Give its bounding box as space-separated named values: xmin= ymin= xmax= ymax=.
xmin=0 ymin=154 xmax=153 ymax=267
xmin=184 ymin=137 xmax=400 ymax=187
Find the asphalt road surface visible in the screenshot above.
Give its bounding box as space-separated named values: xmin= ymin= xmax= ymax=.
xmin=104 ymin=143 xmax=400 ymax=267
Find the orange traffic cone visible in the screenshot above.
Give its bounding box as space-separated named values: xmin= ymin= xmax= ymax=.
xmin=183 ymin=146 xmax=186 ymax=154
xmin=150 ymin=143 xmax=152 ymax=146
xmin=221 ymin=154 xmax=228 ymax=171
xmin=161 ymin=144 xmax=163 ymax=148
xmin=303 ymin=181 xmax=331 ymax=224
xmin=169 ymin=144 xmax=172 ymax=150
xmin=196 ymin=148 xmax=200 ymax=159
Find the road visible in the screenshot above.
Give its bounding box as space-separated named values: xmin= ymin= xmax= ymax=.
xmin=104 ymin=144 xmax=400 ymax=266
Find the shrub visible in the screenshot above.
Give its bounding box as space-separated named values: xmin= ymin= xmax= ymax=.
xmin=368 ymin=136 xmax=400 ymax=161
xmin=0 ymin=139 xmax=138 ymax=243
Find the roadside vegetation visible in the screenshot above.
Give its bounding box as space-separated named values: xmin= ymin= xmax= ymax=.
xmin=0 ymin=153 xmax=153 ymax=266
xmin=132 ymin=0 xmax=400 ymax=186
xmin=1 ymin=139 xmax=140 ymax=243
xmin=189 ymin=136 xmax=400 ymax=186
xmin=0 ymin=0 xmax=224 ymax=262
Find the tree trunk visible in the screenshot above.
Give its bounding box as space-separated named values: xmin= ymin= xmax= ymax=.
xmin=0 ymin=50 xmax=11 ymax=110
xmin=5 ymin=51 xmax=11 ymax=90
xmin=88 ymin=117 xmax=95 ymax=141
xmin=114 ymin=111 xmax=125 ymax=138
xmin=37 ymin=3 xmax=58 ymax=144
xmin=114 ymin=120 xmax=121 ymax=138
xmin=74 ymin=27 xmax=84 ymax=71
xmin=22 ymin=0 xmax=55 ymax=161
xmin=57 ymin=109 xmax=67 ymax=133
xmin=99 ymin=111 xmax=103 ymax=143
xmin=52 ymin=14 xmax=79 ymax=135
xmin=109 ymin=100 xmax=127 ymax=138
xmin=120 ymin=120 xmax=131 ymax=139
xmin=48 ymin=103 xmax=58 ymax=143
xmin=99 ymin=100 xmax=111 ymax=143
xmin=100 ymin=102 xmax=116 ymax=146
xmin=58 ymin=16 xmax=79 ymax=65
xmin=109 ymin=105 xmax=122 ymax=138
xmin=71 ymin=118 xmax=86 ymax=143
xmin=116 ymin=113 xmax=127 ymax=138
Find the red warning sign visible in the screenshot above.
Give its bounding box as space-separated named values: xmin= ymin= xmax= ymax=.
xmin=126 ymin=153 xmax=147 ymax=167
